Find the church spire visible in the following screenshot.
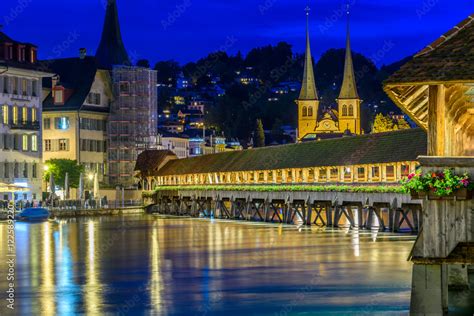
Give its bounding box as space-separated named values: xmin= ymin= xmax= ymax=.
xmin=338 ymin=4 xmax=359 ymax=99
xmin=96 ymin=0 xmax=130 ymax=69
xmin=298 ymin=5 xmax=318 ymax=101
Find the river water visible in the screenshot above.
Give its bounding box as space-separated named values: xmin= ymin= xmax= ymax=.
xmin=0 ymin=215 xmax=419 ymax=315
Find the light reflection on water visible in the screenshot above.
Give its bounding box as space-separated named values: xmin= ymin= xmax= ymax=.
xmin=0 ymin=215 xmax=418 ymax=315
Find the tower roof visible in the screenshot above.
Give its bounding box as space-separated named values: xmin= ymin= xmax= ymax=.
xmin=299 ymin=7 xmax=319 ymax=101
xmin=95 ymin=0 xmax=130 ymax=69
xmin=338 ymin=6 xmax=359 ymax=100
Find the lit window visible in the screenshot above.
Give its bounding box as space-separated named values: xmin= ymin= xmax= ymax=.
xmin=31 ymin=135 xmax=37 ymax=152
xmin=2 ymin=105 xmax=8 ymax=124
xmin=22 ymin=107 xmax=27 ymax=123
xmin=32 ymin=108 xmax=37 ymax=122
xmin=22 ymin=135 xmax=28 ymax=151
xmin=55 ymin=117 xmax=70 ymax=130
xmin=12 ymin=106 xmax=18 ymax=124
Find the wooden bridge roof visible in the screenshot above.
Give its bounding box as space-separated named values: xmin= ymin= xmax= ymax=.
xmin=150 ymin=128 xmax=427 ymax=177
xmin=385 ymin=14 xmax=474 ymax=85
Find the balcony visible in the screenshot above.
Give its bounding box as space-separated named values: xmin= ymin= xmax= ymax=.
xmin=9 ymin=121 xmax=40 ymax=131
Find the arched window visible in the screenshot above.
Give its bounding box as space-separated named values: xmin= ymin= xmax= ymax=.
xmin=308 ymin=106 xmax=313 ymax=117
xmin=342 ymin=104 xmax=348 ymax=116
xmin=348 ymin=105 xmax=354 ymax=116
xmin=302 ymin=106 xmax=307 ymax=117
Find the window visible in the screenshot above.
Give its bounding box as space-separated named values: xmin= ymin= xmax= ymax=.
xmin=12 ymin=106 xmax=18 ymax=124
xmin=319 ymin=168 xmax=327 ymax=181
xmin=344 ymin=167 xmax=352 ymax=180
xmin=2 ymin=105 xmax=8 ymax=124
xmin=22 ymin=135 xmax=28 ymax=151
xmin=302 ymin=106 xmax=307 ymax=117
xmin=348 ymin=105 xmax=354 ymax=116
xmin=59 ymin=139 xmax=69 ymax=151
xmin=22 ymin=107 xmax=27 ymax=123
xmin=4 ymin=162 xmax=9 ymax=178
xmin=44 ymin=140 xmax=52 ymax=152
xmin=13 ymin=162 xmax=19 ymax=178
xmin=32 ymin=81 xmax=37 ymax=96
xmin=32 ymin=163 xmax=37 ymax=178
xmin=3 ymin=77 xmax=8 ymax=93
xmin=54 ymin=88 xmax=64 ymax=105
xmin=43 ymin=118 xmax=51 ymax=130
xmin=308 ymin=106 xmax=313 ymax=117
xmin=13 ymin=135 xmax=20 ymax=150
xmin=32 ymin=108 xmax=37 ymax=122
xmin=371 ymin=166 xmax=380 ymax=179
xmin=357 ymin=167 xmax=366 ymax=181
xmin=12 ymin=77 xmax=18 ymax=94
xmin=87 ymin=92 xmax=101 ymax=105
xmin=22 ymin=79 xmax=27 ymax=96
xmin=401 ymin=164 xmax=410 ymax=177
xmin=119 ymin=82 xmax=130 ymax=95
xmin=342 ymin=104 xmax=347 ymax=116
xmin=22 ymin=163 xmax=27 ymax=178
xmin=386 ymin=165 xmax=395 ymax=179
xmin=31 ymin=135 xmax=37 ymax=152
xmin=330 ymin=168 xmax=339 ymax=181
xmin=55 ymin=117 xmax=70 ymax=130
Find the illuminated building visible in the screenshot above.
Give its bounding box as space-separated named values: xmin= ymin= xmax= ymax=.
xmin=0 ymin=31 xmax=52 ymax=201
xmin=297 ymin=6 xmax=362 ymax=141
xmin=42 ymin=52 xmax=111 ymax=180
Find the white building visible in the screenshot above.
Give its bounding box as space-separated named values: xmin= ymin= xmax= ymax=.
xmin=0 ymin=31 xmax=52 ymax=202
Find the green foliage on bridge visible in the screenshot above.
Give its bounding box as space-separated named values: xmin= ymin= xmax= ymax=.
xmin=142 ymin=185 xmax=405 ymax=198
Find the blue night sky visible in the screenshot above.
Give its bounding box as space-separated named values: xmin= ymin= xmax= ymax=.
xmin=1 ymin=0 xmax=473 ymax=67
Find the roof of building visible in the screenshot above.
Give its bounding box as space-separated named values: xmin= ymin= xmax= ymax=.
xmin=385 ymin=14 xmax=474 ymax=85
xmin=135 ymin=150 xmax=177 ymax=177
xmin=95 ymin=0 xmax=130 ymax=69
xmin=338 ymin=12 xmax=359 ymax=99
xmin=298 ymin=11 xmax=319 ymax=101
xmin=152 ymin=128 xmax=426 ymax=176
xmin=42 ymin=57 xmax=108 ymax=113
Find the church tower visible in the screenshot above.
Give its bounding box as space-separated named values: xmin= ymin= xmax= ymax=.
xmin=337 ymin=5 xmax=362 ymax=135
xmin=96 ymin=0 xmax=130 ymax=69
xmin=297 ymin=6 xmax=320 ymax=141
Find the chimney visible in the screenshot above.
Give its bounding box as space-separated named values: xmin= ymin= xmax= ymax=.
xmin=79 ymin=48 xmax=87 ymax=59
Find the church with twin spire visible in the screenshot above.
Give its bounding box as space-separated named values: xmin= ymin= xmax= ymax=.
xmin=297 ymin=6 xmax=362 ymax=142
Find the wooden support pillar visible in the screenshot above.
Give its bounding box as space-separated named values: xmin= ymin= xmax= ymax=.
xmin=410 ymin=264 xmax=448 ymax=315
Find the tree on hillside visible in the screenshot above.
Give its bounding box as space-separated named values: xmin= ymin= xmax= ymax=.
xmin=254 ymin=119 xmax=265 ymax=147
xmin=154 ymin=60 xmax=181 ymax=86
xmin=43 ymin=159 xmax=85 ymax=189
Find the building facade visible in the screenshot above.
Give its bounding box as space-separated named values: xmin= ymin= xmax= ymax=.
xmin=42 ymin=56 xmax=112 ymax=181
xmin=0 ymin=32 xmax=51 ymax=201
xmin=297 ymin=8 xmax=362 ymax=141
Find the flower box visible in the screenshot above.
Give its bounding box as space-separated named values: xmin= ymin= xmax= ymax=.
xmin=410 ymin=190 xmax=426 ymax=200
xmin=427 ymin=188 xmax=473 ymax=201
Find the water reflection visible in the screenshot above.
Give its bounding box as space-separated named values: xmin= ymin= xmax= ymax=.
xmin=0 ymin=215 xmax=423 ymax=315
